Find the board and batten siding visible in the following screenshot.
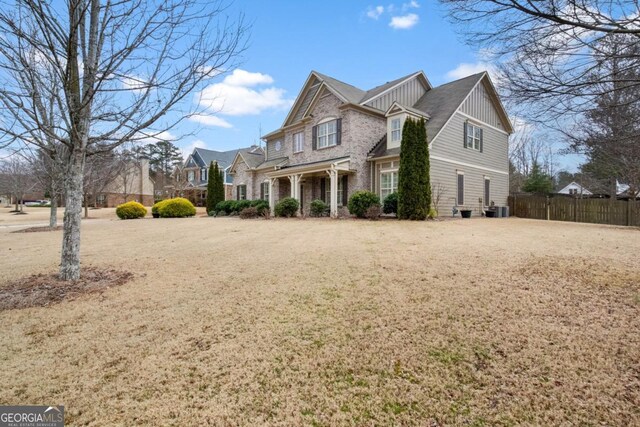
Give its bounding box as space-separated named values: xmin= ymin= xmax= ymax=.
xmin=290 ymin=80 xmax=321 ymax=124
xmin=459 ymin=80 xmax=504 ymax=130
xmin=365 ymin=77 xmax=427 ymax=112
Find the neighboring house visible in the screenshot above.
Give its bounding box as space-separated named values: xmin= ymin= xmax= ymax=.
xmin=96 ymin=158 xmax=155 ymax=207
xmin=557 ymin=181 xmax=593 ymax=197
xmin=181 ymin=146 xmax=263 ymax=205
xmin=230 ymin=70 xmax=513 ymax=217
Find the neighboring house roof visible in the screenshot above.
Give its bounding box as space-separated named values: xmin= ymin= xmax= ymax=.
xmin=413 ymin=72 xmax=486 ymax=142
xmin=255 ymin=157 xmax=289 ymax=170
xmin=188 ymin=147 xmax=243 ymax=169
xmin=558 ymin=182 xmax=593 ymax=195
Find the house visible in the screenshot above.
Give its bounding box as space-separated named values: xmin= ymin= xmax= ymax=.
xmin=557 ymin=181 xmax=593 ymax=197
xmin=96 ymin=158 xmax=155 ymax=206
xmin=229 ymin=70 xmax=513 ymax=217
xmin=181 ymin=146 xmax=263 ymax=205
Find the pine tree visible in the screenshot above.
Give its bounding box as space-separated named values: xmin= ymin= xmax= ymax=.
xmin=522 ymin=162 xmax=553 ymax=194
xmin=398 ymin=117 xmax=431 ymax=220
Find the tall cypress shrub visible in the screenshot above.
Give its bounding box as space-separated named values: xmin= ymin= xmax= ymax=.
xmin=206 ymin=161 xmax=217 ymax=214
xmin=398 ymin=117 xmax=430 ymax=220
xmin=215 ymin=164 xmax=225 ymax=203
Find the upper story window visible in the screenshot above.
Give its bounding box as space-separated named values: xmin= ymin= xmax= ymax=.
xmin=293 ymin=132 xmax=304 ymax=153
xmin=391 ymin=118 xmax=402 ymax=143
xmin=317 ymin=120 xmax=337 ymax=149
xmin=201 ymin=168 xmax=207 ymax=181
xmin=465 ymin=122 xmax=483 ymax=151
xmin=187 ymin=170 xmax=195 ymax=182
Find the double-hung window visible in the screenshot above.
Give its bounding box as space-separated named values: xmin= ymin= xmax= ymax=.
xmin=261 ymin=182 xmax=269 ymax=200
xmin=466 ymin=123 xmax=482 ymax=151
xmin=293 ymin=132 xmax=304 ymax=153
xmin=391 ymin=118 xmax=402 ymax=143
xmin=201 ymin=168 xmax=207 ymax=182
xmin=380 ymin=171 xmax=398 ymax=200
xmin=237 ymin=185 xmax=247 ymax=200
xmin=317 ymin=120 xmax=337 ymax=149
xmin=325 ymin=178 xmax=344 ymax=206
xmin=187 ymin=170 xmax=195 ymax=182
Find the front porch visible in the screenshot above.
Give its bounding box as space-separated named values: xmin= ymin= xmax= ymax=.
xmin=266 ymin=157 xmax=353 ymax=218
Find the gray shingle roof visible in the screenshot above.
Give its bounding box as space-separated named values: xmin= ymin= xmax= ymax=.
xmin=412 ymin=72 xmax=485 ymax=142
xmin=312 ymin=71 xmax=366 ymax=104
xmin=193 ymin=148 xmax=240 ymax=169
xmin=237 ymin=146 xmax=266 ymax=169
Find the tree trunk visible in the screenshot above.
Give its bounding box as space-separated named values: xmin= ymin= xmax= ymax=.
xmin=49 ymin=190 xmax=58 ymax=228
xmin=60 ymin=154 xmax=84 ymax=281
xmin=84 ymin=193 xmax=89 ymax=219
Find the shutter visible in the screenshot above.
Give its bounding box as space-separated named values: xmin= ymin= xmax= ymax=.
xmin=312 ymin=125 xmax=318 ymax=150
xmin=336 ymin=118 xmax=342 ymax=145
xmin=320 ymin=178 xmax=326 ymax=202
xmin=236 ymin=186 xmax=239 ymax=201
xmin=463 ymin=121 xmax=468 ymax=149
xmin=342 ymin=175 xmax=348 ymax=206
xmin=260 ymin=183 xmax=265 ymax=200
xmin=457 ymin=174 xmax=464 ymax=205
xmin=479 ymin=128 xmax=484 ymax=153
xmin=484 ymin=179 xmax=490 ymax=205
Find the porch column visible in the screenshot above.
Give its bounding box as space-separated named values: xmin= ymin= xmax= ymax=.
xmin=269 ymin=178 xmax=277 ymax=216
xmin=327 ymin=169 xmax=338 ymax=218
xmin=288 ymin=174 xmax=303 ymax=215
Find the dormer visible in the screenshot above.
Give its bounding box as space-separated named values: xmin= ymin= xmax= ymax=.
xmin=384 ymin=102 xmax=430 ymax=149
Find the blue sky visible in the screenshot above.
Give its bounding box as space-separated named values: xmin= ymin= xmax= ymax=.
xmin=174 ymin=0 xmax=579 ymax=170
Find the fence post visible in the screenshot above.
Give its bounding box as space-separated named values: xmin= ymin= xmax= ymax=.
xmin=513 ymin=193 xmax=517 ymax=217
xmin=574 ymin=197 xmax=578 ymax=222
xmin=546 ymin=196 xmax=550 ymax=221
xmin=627 ymin=199 xmax=632 ymax=226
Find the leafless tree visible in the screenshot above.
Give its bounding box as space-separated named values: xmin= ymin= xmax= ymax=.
xmin=83 ymin=151 xmax=124 ymax=217
xmin=440 ymin=0 xmax=640 ymax=125
xmin=0 ymin=0 xmax=248 ymax=279
xmin=0 ymin=155 xmax=37 ymax=212
xmin=431 ymin=182 xmax=448 ymax=214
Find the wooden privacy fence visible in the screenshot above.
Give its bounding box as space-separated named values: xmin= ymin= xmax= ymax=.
xmin=508 ymin=194 xmax=640 ymax=227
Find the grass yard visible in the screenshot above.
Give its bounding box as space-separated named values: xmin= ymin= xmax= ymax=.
xmin=0 ymin=208 xmax=638 ymax=426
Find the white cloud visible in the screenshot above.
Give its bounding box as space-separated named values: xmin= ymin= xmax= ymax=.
xmin=366 ymin=5 xmax=384 ymax=20
xmin=193 ymin=69 xmax=293 ymax=123
xmin=389 ymin=13 xmax=419 ymax=29
xmin=181 ymin=139 xmax=209 ymax=159
xmin=189 ymin=114 xmax=232 ymax=128
xmin=222 ymin=69 xmax=274 ymax=87
xmin=446 ymin=63 xmax=490 ymax=80
xmin=401 ymin=1 xmax=420 ymax=11
xmin=135 ymin=130 xmax=176 ymax=145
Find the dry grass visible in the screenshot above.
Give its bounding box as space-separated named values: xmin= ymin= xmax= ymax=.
xmin=0 ymin=212 xmax=638 ymax=426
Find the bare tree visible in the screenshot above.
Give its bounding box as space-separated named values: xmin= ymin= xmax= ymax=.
xmin=0 ymin=0 xmax=248 ymax=279
xmin=431 ymin=182 xmax=447 ymax=214
xmin=83 ymin=151 xmax=124 ymax=217
xmin=440 ymin=0 xmax=640 ymax=124
xmin=0 ymin=156 xmax=37 ymax=212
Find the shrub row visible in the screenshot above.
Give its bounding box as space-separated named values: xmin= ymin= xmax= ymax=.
xmin=274 ymin=197 xmax=299 ymax=217
xmin=152 ymin=198 xmax=196 ymax=218
xmin=116 ymin=201 xmax=147 ymax=219
xmin=215 ymin=199 xmax=269 ymax=216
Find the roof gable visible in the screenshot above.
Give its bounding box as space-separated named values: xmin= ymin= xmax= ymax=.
xmin=361 ymin=71 xmax=431 ymax=105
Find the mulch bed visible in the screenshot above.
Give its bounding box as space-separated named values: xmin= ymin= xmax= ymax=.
xmin=12 ymin=226 xmax=63 ymax=233
xmin=0 ymin=268 xmax=133 ymax=311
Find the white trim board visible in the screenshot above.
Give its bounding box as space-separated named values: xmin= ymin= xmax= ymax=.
xmin=457 ymin=111 xmax=509 ymax=136
xmin=430 ymin=155 xmax=509 ymax=175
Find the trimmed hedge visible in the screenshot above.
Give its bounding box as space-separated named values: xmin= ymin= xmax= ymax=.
xmin=274 ymin=197 xmax=299 ymax=217
xmin=383 ymin=192 xmax=398 ymax=215
xmin=156 ymin=197 xmax=196 ymax=218
xmin=310 ymin=199 xmax=328 ymax=217
xmin=214 ymin=199 xmax=270 ymax=216
xmin=348 ymin=191 xmax=381 ymax=218
xmin=116 ymin=201 xmax=147 ymax=219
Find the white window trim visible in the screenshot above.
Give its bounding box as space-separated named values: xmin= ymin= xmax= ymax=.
xmin=391 ymin=118 xmax=401 ymax=143
xmin=326 ymin=177 xmax=344 ymax=207
xmin=379 ymin=169 xmax=398 ymax=200
xmin=466 ymin=123 xmax=481 ymax=151
xmin=261 ymin=181 xmax=270 ymax=200
xmin=457 ymin=171 xmax=465 ymax=206
xmin=317 ymin=118 xmax=338 ymax=149
xmin=188 ymin=170 xmax=195 ymax=182
xmin=293 ymin=131 xmax=304 ymax=153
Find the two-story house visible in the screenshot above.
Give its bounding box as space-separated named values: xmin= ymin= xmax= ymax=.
xmin=229 ymin=70 xmax=513 ymax=217
xmin=181 ymin=146 xmax=263 ymax=204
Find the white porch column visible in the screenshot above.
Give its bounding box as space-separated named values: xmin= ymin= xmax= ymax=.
xmin=269 ymin=178 xmax=277 ymax=216
xmin=288 ymin=174 xmax=303 ymax=215
xmin=327 ymin=169 xmax=338 ymax=218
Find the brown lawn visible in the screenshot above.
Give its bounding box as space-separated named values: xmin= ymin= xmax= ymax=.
xmin=0 ymin=208 xmax=638 ymax=426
